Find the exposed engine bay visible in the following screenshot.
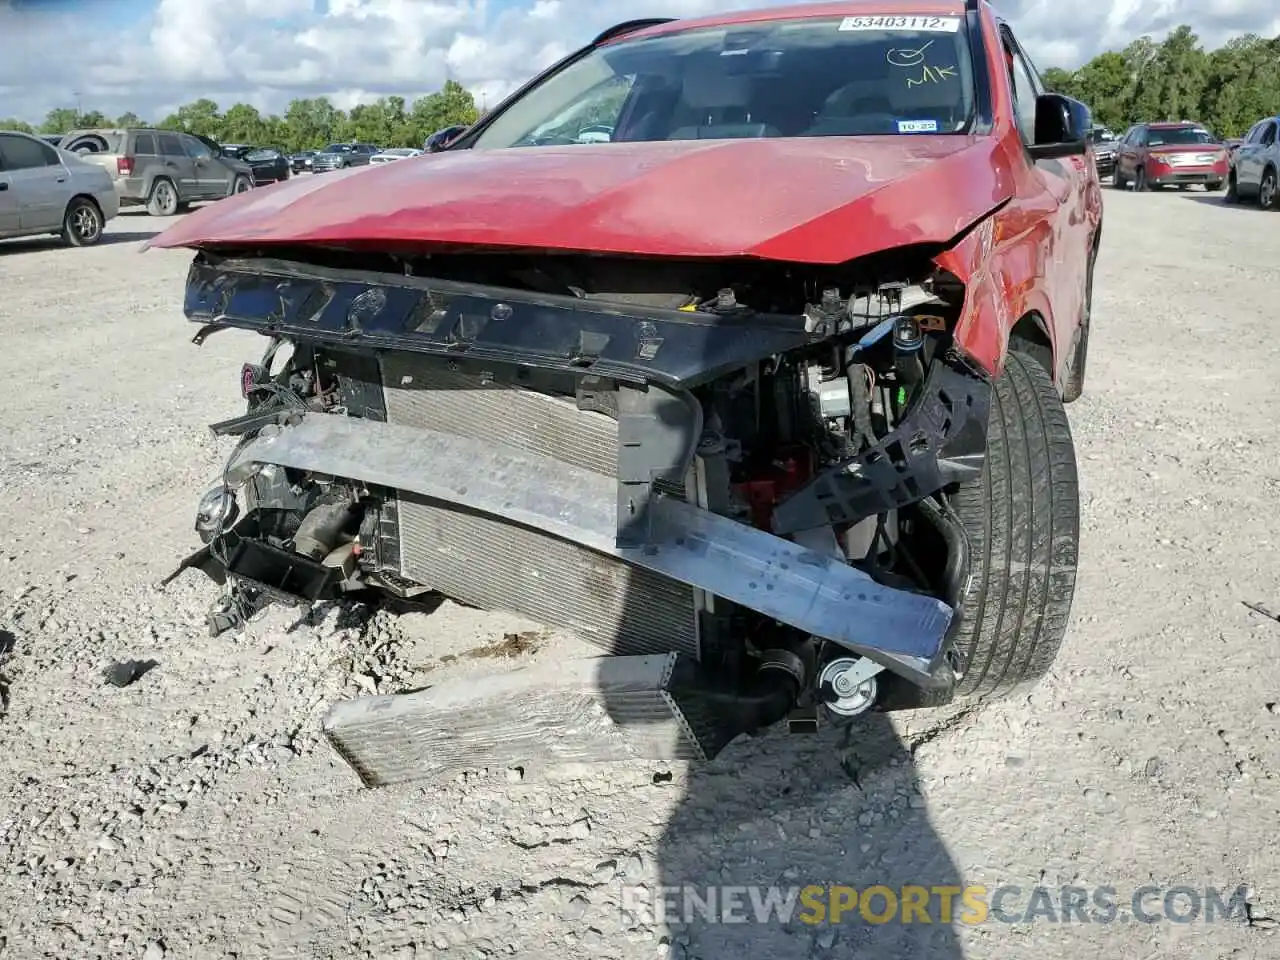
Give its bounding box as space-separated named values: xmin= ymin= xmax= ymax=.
xmin=170 ymin=247 xmax=991 ymax=785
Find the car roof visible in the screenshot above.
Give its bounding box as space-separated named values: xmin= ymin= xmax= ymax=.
xmin=610 ymin=0 xmax=967 ymax=41
xmin=1147 ymin=121 xmax=1203 ymax=128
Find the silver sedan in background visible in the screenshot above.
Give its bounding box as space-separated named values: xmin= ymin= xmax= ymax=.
xmin=369 ymin=147 xmax=424 ymax=164
xmin=0 ymin=130 xmax=120 ymax=247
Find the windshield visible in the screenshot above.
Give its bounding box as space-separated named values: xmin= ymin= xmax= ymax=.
xmin=245 ymin=149 xmax=279 ymax=161
xmin=471 ymin=15 xmax=976 ymax=149
xmin=1148 ymin=126 xmax=1215 ymax=146
xmin=322 ymin=144 xmax=354 ymax=153
xmin=1089 ymin=128 xmax=1115 ymax=143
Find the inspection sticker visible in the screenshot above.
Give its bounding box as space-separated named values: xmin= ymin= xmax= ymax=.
xmin=839 ymin=15 xmax=961 ymax=32
xmin=897 ymin=119 xmax=939 ymax=133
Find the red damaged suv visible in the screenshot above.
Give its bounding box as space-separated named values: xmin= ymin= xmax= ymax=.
xmin=1112 ymin=120 xmax=1230 ymax=191
xmin=152 ymin=0 xmax=1102 ymax=786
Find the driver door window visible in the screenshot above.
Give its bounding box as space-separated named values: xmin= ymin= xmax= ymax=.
xmin=1001 ymin=30 xmax=1041 ymax=146
xmin=183 ymin=136 xmax=214 ymax=161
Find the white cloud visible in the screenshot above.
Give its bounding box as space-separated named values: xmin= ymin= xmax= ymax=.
xmin=0 ymin=0 xmax=1276 ymax=124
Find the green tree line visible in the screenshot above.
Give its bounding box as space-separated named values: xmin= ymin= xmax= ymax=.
xmin=0 ymin=80 xmax=480 ymax=151
xmin=1043 ymin=27 xmax=1280 ymax=138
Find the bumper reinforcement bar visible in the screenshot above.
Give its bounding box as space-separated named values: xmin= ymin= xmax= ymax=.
xmin=223 ymin=413 xmax=953 ymax=685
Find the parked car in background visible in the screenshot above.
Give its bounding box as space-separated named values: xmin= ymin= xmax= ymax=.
xmin=1112 ymin=121 xmax=1229 ymax=191
xmin=0 ymin=129 xmax=119 ymax=246
xmin=59 ymin=127 xmax=255 ymax=216
xmin=221 ymin=144 xmax=291 ymax=185
xmin=290 ymin=151 xmax=317 ymax=174
xmin=40 ymin=134 xmax=64 ymax=148
xmin=1089 ymin=124 xmax=1117 ymax=179
xmin=310 ymin=143 xmax=381 ymax=173
xmin=369 ymin=148 xmax=423 ymax=164
xmin=1226 ymin=115 xmax=1279 ymax=209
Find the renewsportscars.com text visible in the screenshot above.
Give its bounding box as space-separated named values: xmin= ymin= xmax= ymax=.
xmin=620 ymin=883 xmax=1251 ymax=926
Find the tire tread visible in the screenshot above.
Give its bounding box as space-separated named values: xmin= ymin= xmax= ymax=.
xmin=948 ymin=351 xmax=1079 ymax=702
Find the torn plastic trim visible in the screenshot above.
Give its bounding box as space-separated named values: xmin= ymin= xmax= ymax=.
xmin=771 ymin=352 xmax=991 ymax=536
xmin=181 ymin=256 xmax=817 ymax=390
xmin=220 ymin=413 xmax=953 ymax=685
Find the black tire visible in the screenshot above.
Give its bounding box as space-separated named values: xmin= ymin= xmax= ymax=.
xmin=230 ymin=175 xmax=253 ymax=197
xmin=1225 ymin=171 xmax=1239 ymax=204
xmin=61 ymin=197 xmax=104 ymax=247
xmin=1205 ymin=181 xmax=1223 ymax=192
xmin=1133 ymin=166 xmax=1148 ymax=192
xmin=1260 ymin=168 xmax=1279 ymax=211
xmin=146 ymin=178 xmax=179 ymax=217
xmin=882 ymin=351 xmax=1080 ymax=709
xmin=1111 ymin=168 xmax=1126 ymax=190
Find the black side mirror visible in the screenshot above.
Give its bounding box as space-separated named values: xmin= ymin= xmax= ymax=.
xmin=1029 ymin=93 xmax=1091 ymax=160
xmin=426 ymin=125 xmax=467 ymax=153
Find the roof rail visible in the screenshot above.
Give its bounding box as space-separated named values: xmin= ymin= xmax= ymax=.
xmin=593 ymin=18 xmax=675 ymax=45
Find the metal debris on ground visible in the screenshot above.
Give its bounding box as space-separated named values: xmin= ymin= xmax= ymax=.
xmin=101 ymin=659 xmax=159 ymax=688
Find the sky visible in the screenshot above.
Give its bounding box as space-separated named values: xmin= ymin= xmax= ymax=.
xmin=0 ymin=0 xmax=1277 ymax=125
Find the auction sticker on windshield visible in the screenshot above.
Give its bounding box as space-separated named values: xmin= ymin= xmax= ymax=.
xmin=839 ymin=15 xmax=960 ymax=31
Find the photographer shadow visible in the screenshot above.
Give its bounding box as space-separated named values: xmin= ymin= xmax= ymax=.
xmin=648 ymin=709 xmax=967 ymax=959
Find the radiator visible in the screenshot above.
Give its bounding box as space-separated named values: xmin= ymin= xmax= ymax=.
xmin=379 ymin=354 xmax=700 ymax=658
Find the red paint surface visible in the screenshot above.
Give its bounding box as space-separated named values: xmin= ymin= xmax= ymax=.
xmin=733 ymin=448 xmax=815 ymax=530
xmin=935 ymin=11 xmax=1101 ymax=378
xmin=150 ymin=0 xmax=1101 ymax=386
xmin=147 ymin=136 xmax=1008 ymax=265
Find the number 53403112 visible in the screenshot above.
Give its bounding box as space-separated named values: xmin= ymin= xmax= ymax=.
xmin=838 ymin=15 xmax=961 ymax=32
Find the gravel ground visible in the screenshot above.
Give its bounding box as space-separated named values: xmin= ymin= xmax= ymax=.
xmin=1 ymin=191 xmax=1278 ymax=960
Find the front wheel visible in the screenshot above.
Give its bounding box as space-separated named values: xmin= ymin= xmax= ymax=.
xmin=1133 ymin=166 xmax=1148 ymax=192
xmin=882 ymin=351 xmax=1080 ymax=709
xmin=1111 ymin=168 xmax=1126 ymax=190
xmin=231 ymin=176 xmax=253 ymax=196
xmin=1259 ymin=169 xmax=1279 ymax=210
xmin=61 ymin=197 xmax=103 ymax=247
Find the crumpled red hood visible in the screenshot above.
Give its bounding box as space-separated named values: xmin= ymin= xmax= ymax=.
xmin=148 ymin=136 xmax=1012 ymax=265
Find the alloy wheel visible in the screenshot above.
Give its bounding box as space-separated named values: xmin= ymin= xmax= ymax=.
xmin=72 ymin=204 xmax=101 ymax=243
